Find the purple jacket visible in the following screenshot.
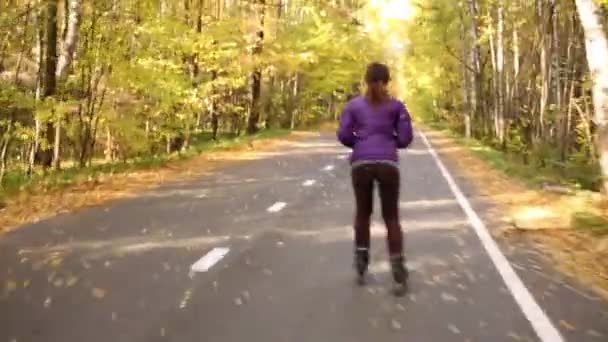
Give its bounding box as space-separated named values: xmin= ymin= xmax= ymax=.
xmin=337 ymin=96 xmax=413 ymax=163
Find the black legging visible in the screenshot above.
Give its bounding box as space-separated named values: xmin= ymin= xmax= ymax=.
xmin=351 ymin=163 xmax=403 ymax=256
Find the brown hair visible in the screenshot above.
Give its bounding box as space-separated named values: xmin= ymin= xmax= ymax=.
xmin=364 ymin=62 xmax=390 ymax=105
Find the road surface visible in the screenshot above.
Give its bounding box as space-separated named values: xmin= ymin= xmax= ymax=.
xmin=1 ymin=131 xmax=607 ymax=342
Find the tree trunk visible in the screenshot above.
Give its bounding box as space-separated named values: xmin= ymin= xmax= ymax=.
xmin=496 ymin=0 xmax=505 ymax=145
xmin=459 ymin=8 xmax=472 ymax=138
xmin=575 ymin=0 xmax=608 ymax=193
xmin=247 ymin=0 xmax=265 ymax=135
xmin=467 ymin=0 xmax=482 ymax=136
xmin=52 ymin=112 xmax=61 ymax=170
xmin=538 ymin=0 xmax=551 ymax=142
xmin=56 ymin=0 xmax=82 ymax=80
xmin=0 ymin=118 xmax=13 ymax=184
xmin=41 ymin=0 xmax=58 ymax=169
xmin=290 ymin=74 xmax=298 ymax=129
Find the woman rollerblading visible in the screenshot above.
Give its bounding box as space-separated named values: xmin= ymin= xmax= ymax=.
xmin=337 ymin=62 xmax=414 ymax=296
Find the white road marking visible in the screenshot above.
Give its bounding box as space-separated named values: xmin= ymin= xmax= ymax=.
xmin=302 ymin=179 xmax=316 ymax=187
xmin=267 ymin=201 xmax=287 ymax=213
xmin=322 ymin=164 xmax=335 ymax=171
xmin=419 ymin=132 xmax=564 ymax=342
xmin=190 ymin=247 xmax=230 ymax=273
xmin=337 ymin=155 xmax=348 ymax=160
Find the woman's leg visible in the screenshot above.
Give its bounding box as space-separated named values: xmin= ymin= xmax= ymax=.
xmin=351 ymin=165 xmax=374 ymax=251
xmin=377 ymin=164 xmax=408 ymax=294
xmin=376 ymin=165 xmax=403 ymax=257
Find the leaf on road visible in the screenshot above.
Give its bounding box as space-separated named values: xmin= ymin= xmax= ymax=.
xmin=233 ymin=297 xmax=243 ymax=306
xmin=586 ymin=329 xmax=603 ymax=337
xmin=92 ymin=288 xmax=107 ymax=299
xmin=390 ymin=319 xmax=402 ymax=330
xmin=66 ymin=276 xmax=78 ymax=287
xmin=49 ymin=256 xmax=63 ymax=268
xmin=43 ymin=297 xmax=52 ymax=308
xmin=6 ymin=280 xmax=18 ymax=292
xmin=448 ymin=324 xmax=461 ymax=335
xmin=53 ymin=278 xmax=64 ymax=288
xmin=441 ymin=292 xmax=459 ymax=303
xmin=559 ymin=320 xmax=576 ymax=331
xmin=507 ymin=331 xmax=523 ymax=340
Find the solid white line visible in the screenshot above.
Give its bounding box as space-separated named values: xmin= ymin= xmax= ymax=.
xmin=190 ymin=247 xmax=230 ymax=273
xmin=267 ymin=201 xmax=287 ymax=213
xmin=419 ymin=132 xmax=564 ymax=342
xmin=302 ymin=179 xmax=316 ymax=187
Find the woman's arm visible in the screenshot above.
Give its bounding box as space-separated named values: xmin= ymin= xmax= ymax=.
xmin=395 ymin=102 xmax=414 ymax=149
xmin=337 ymin=103 xmax=356 ymax=148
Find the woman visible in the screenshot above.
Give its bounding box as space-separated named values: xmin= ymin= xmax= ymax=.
xmin=337 ymin=62 xmax=414 ymax=295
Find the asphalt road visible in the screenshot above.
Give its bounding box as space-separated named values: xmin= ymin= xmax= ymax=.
xmin=1 ymin=131 xmax=607 ymax=342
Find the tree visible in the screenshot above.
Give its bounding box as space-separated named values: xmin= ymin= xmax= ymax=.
xmin=575 ymin=0 xmax=608 ymax=193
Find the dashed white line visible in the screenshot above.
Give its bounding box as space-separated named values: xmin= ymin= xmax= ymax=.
xmin=419 ymin=131 xmax=564 ymax=342
xmin=302 ymin=179 xmax=316 ymax=187
xmin=190 ymin=247 xmax=230 ymax=273
xmin=267 ymin=201 xmax=287 ymax=213
xmin=322 ymin=164 xmax=335 ymax=171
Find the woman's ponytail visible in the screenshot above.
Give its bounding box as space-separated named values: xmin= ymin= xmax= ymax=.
xmin=364 ymin=62 xmax=390 ymax=105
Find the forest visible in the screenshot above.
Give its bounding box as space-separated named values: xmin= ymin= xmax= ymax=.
xmin=403 ymin=0 xmax=608 ymax=194
xmin=0 ymin=0 xmax=382 ymax=202
xmin=2 ymin=0 xmax=608 ymax=202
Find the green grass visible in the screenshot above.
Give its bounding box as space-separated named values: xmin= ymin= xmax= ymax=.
xmin=0 ymin=128 xmax=290 ymax=206
xmin=422 ymin=119 xmax=608 ymax=235
xmin=424 ymin=121 xmax=599 ymax=190
xmin=573 ymin=211 xmax=608 ymax=236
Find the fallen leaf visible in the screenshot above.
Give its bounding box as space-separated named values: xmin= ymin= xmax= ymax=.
xmin=44 ymin=297 xmax=52 ymax=308
xmin=92 ymin=288 xmax=107 ymax=299
xmin=49 ymin=257 xmax=63 ymax=268
xmin=66 ymin=276 xmax=78 ymax=287
xmin=448 ymin=324 xmax=461 ymax=335
xmin=586 ymin=329 xmax=603 ymax=337
xmin=234 ymin=297 xmax=243 ymax=306
xmin=507 ymin=331 xmax=522 ymax=340
xmin=441 ymin=292 xmax=459 ymax=303
xmin=6 ymin=280 xmax=17 ymax=292
xmin=390 ymin=319 xmax=402 ymax=330
xmin=559 ymin=320 xmax=576 ymax=331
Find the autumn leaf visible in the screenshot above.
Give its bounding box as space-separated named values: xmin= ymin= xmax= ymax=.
xmin=92 ymin=288 xmax=107 ymax=299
